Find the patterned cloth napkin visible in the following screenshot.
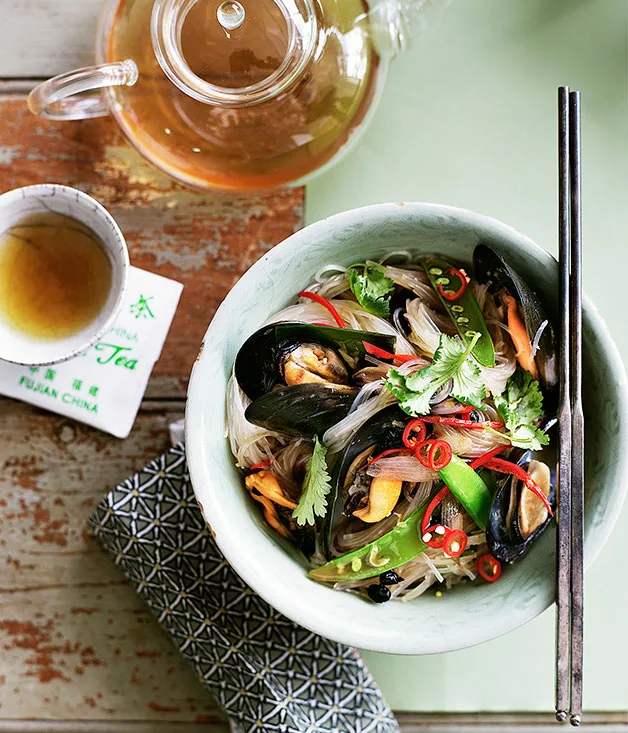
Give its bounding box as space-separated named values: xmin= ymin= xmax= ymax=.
xmin=89 ymin=444 xmax=400 ymax=733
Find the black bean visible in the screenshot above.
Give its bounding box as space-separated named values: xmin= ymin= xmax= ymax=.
xmin=380 ymin=570 xmax=403 ymax=586
xmin=468 ymin=410 xmax=481 ymax=422
xmin=367 ymin=584 xmax=392 ymax=603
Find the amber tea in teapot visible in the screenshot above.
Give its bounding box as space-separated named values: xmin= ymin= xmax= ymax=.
xmin=30 ymin=0 xmax=438 ymax=193
xmin=107 ymin=0 xmax=378 ymax=191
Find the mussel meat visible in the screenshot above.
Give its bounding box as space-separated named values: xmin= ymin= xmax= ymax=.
xmin=486 ymin=450 xmax=556 ymax=563
xmin=235 ymin=322 xmax=396 ymax=401
xmin=281 ymin=343 xmax=349 ymax=387
xmin=473 ymin=245 xmax=557 ymax=391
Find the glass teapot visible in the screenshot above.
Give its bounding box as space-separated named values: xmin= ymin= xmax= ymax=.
xmin=29 ymin=0 xmax=438 ymax=194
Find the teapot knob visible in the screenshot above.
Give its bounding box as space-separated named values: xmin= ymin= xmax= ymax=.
xmin=369 ymin=0 xmax=449 ymax=57
xmin=217 ymin=1 xmax=246 ymax=31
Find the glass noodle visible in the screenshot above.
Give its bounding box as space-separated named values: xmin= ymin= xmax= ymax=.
xmin=226 ymin=253 xmax=523 ymax=602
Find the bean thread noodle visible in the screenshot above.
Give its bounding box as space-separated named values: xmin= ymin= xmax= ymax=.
xmin=227 ymin=375 xmax=288 ymax=468
xmin=227 ymin=253 xmax=546 ymax=603
xmin=323 ymin=383 xmax=397 ymax=455
xmin=314 ymin=264 xmax=348 ymax=282
xmin=405 ymin=299 xmax=450 ymax=356
xmin=378 ymin=250 xmax=414 ymax=266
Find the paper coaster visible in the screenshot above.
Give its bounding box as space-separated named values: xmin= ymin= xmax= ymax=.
xmin=0 ymin=266 xmax=183 ymax=438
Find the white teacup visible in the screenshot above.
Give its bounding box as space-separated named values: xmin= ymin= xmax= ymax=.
xmin=0 ymin=184 xmax=129 ymax=366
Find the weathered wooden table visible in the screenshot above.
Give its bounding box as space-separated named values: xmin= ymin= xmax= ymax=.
xmin=1 ymin=3 xmax=626 ymax=733
xmin=0 ymin=96 xmax=306 ymax=728
xmin=0 ymin=1 xmax=306 ymax=719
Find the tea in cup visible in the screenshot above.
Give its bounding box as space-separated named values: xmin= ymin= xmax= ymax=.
xmin=0 ymin=185 xmax=129 ymax=365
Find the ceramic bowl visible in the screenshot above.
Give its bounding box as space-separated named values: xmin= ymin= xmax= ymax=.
xmin=186 ymin=203 xmax=628 ymax=654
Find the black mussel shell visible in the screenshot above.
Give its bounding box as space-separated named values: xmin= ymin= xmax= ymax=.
xmin=235 ymin=322 xmax=397 ymax=401
xmin=292 ymin=524 xmax=317 ymax=559
xmin=486 ymin=450 xmax=556 ymax=564
xmin=245 ymin=383 xmax=357 ymax=438
xmin=322 ymin=405 xmax=410 ymax=557
xmin=473 ymin=245 xmax=557 ymax=391
xmin=388 ymin=289 xmax=413 ymax=337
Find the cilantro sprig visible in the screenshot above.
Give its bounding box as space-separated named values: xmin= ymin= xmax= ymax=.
xmin=385 ymin=333 xmax=487 ymax=416
xmin=347 ymin=263 xmax=395 ymax=318
xmin=292 ymin=437 xmax=332 ymax=527
xmin=491 ymin=368 xmax=550 ymax=451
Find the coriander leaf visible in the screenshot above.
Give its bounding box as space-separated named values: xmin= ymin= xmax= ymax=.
xmin=512 ymin=424 xmax=550 ymax=450
xmin=494 ymin=368 xmax=544 ymax=431
xmin=386 ymin=366 xmax=432 ymax=416
xmin=347 ymin=263 xmax=395 ymax=318
xmin=292 ymin=437 xmax=332 ymax=527
xmin=451 ymin=360 xmax=487 ymax=410
xmin=385 ymin=334 xmax=487 ymax=416
xmin=493 ymin=368 xmax=549 ymax=450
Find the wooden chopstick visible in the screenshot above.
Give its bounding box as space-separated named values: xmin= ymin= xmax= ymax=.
xmin=555 ymin=84 xmax=572 ymax=724
xmin=568 ymin=89 xmax=584 ymax=728
xmin=555 ymin=86 xmax=585 ymax=727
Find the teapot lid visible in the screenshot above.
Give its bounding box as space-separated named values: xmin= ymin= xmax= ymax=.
xmin=152 ymin=0 xmax=317 ymax=107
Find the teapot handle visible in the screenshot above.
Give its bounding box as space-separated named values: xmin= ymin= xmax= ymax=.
xmin=28 ymin=60 xmax=138 ymax=121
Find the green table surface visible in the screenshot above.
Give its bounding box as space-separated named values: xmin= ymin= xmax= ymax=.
xmin=306 ymin=0 xmax=628 ymax=712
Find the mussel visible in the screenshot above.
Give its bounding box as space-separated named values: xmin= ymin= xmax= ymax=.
xmin=473 ymin=245 xmax=557 ymax=391
xmin=235 ymin=322 xmax=396 ymax=401
xmin=323 ymin=405 xmax=410 ymax=556
xmin=486 ymin=450 xmax=556 ymax=563
xmin=235 ymin=322 xmax=396 ymax=438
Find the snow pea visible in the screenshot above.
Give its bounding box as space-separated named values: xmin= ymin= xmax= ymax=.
xmin=438 ymin=455 xmax=492 ymax=530
xmin=422 ymin=257 xmax=495 ymax=367
xmin=309 ymin=500 xmax=429 ymax=583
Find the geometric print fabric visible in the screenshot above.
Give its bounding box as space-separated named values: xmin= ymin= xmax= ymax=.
xmin=89 ymin=444 xmax=400 ymax=733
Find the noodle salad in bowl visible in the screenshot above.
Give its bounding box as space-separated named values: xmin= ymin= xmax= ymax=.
xmin=227 ymin=246 xmax=558 ymax=604
xmin=186 ymin=203 xmax=627 ymax=653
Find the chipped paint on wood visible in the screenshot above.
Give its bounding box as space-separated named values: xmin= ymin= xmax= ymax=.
xmin=0 ymin=146 xmax=20 ymax=165
xmin=0 ymin=398 xmax=224 ymax=721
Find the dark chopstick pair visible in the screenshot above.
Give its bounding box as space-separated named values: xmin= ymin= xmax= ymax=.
xmin=555 ymin=86 xmax=584 ymax=727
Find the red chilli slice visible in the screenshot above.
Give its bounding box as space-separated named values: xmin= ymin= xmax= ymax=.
xmin=299 ymin=291 xmax=345 ymax=328
xmin=484 ymin=457 xmax=554 ymax=517
xmin=443 ymin=529 xmax=468 ymax=558
xmin=362 ymin=341 xmax=418 ymax=364
xmin=415 ymin=439 xmax=452 ymax=471
xmin=476 ymin=553 xmax=502 ymax=582
xmin=438 ymin=266 xmax=468 ymax=301
xmin=402 ymin=419 xmax=427 ymax=449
